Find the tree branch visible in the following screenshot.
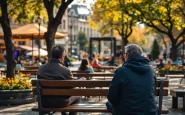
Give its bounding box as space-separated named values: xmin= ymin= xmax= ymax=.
xmin=176 ymin=29 xmax=185 ymax=41
xmin=146 ymin=21 xmax=168 ymax=35
xmin=176 ymin=39 xmax=184 ymax=48
xmin=65 ymin=0 xmax=74 ymax=7
xmin=55 ymin=0 xmax=73 ymax=24
xmin=43 ymin=0 xmax=54 ymax=22
xmin=158 ymin=20 xmax=169 ymax=30
xmin=126 ymin=20 xmax=133 ymax=38
xmin=116 ymin=28 xmax=122 ymax=36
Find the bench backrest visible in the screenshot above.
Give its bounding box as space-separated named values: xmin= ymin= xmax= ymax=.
xmin=71 ymin=71 xmax=90 ymax=74
xmin=24 ymin=66 xmax=39 ymax=70
xmin=32 ymin=80 xmax=169 ymax=96
xmin=72 ymin=73 xmax=114 ymax=78
xmin=1 ymin=70 xmax=38 ymax=75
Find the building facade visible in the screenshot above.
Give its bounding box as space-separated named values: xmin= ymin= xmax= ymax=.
xmin=68 ymin=4 xmax=100 ymax=55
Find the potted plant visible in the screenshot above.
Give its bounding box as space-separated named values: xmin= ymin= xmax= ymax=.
xmin=0 ymin=72 xmax=35 ymax=105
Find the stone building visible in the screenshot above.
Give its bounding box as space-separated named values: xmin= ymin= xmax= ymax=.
xmin=68 ymin=4 xmax=100 ymax=55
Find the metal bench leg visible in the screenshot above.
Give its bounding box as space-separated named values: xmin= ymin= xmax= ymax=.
xmin=172 ymin=96 xmax=178 ymax=108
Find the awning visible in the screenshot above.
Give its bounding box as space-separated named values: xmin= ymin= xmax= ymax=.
xmin=0 ymin=24 xmax=67 ymax=39
xmin=27 ymin=49 xmax=48 ymax=56
xmin=16 ymin=45 xmax=38 ymax=51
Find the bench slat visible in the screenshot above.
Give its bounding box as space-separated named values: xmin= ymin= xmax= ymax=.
xmin=32 ymin=88 xmax=108 ymax=96
xmin=32 ymin=104 xmax=169 ymax=114
xmin=32 ymin=80 xmax=111 ymax=87
xmin=73 ymin=73 xmax=114 ymax=77
xmin=32 ymin=88 xmax=168 ymax=96
xmin=31 ymin=80 xmax=169 ymax=87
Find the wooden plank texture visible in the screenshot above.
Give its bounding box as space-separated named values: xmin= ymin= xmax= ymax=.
xmin=32 ymin=80 xmax=111 ymax=87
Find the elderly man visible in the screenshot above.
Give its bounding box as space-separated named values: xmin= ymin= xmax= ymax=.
xmin=107 ymin=44 xmax=157 ymax=115
xmin=38 ymin=45 xmax=80 ymax=115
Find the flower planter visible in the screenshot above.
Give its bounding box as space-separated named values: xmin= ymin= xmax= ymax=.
xmin=0 ymin=89 xmax=35 ymax=105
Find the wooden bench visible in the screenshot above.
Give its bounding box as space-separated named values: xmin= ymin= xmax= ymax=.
xmin=31 ymin=80 xmax=169 ymax=115
xmin=1 ymin=70 xmax=38 ymax=75
xmin=93 ymin=66 xmax=117 ymax=72
xmin=24 ymin=66 xmax=39 ymax=70
xmin=73 ymin=73 xmax=114 ymax=79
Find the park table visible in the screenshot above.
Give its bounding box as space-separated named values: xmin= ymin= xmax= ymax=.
xmin=170 ymin=88 xmax=185 ymax=111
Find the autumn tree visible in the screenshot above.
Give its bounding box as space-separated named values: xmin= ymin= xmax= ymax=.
xmin=43 ymin=0 xmax=74 ymax=58
xmin=89 ymin=0 xmax=136 ymax=52
xmin=78 ymin=32 xmax=88 ymax=51
xmin=0 ymin=0 xmax=15 ymax=78
xmin=127 ymin=0 xmax=185 ymax=60
xmin=151 ymin=39 xmax=160 ymax=60
xmin=8 ymin=0 xmax=74 ymax=58
xmin=0 ymin=0 xmax=46 ymax=78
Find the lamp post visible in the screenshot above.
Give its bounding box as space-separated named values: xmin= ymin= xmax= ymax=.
xmin=69 ymin=25 xmax=73 ymax=55
xmin=183 ymin=35 xmax=185 ymax=64
xmin=38 ymin=16 xmax=41 ymax=61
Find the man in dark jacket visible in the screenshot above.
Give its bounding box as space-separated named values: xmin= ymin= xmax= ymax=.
xmin=107 ymin=44 xmax=157 ymax=115
xmin=38 ymin=45 xmax=80 ymax=115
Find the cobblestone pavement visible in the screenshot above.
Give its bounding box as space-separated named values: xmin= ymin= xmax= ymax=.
xmin=0 ymin=78 xmax=185 ymax=115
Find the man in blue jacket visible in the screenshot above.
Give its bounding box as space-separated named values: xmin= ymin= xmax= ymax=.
xmin=107 ymin=44 xmax=157 ymax=115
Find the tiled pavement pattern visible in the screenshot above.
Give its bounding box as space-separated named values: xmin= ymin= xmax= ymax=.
xmin=0 ymin=78 xmax=185 ymax=115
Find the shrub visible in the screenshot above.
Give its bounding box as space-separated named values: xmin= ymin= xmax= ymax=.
xmin=0 ymin=73 xmax=31 ymax=90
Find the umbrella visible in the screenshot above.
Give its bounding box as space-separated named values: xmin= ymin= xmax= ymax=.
xmin=27 ymin=49 xmax=48 ymax=56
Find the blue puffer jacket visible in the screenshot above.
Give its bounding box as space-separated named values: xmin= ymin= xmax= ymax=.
xmin=107 ymin=56 xmax=157 ymax=115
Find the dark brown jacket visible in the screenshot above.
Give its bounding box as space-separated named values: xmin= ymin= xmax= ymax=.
xmin=37 ymin=58 xmax=73 ymax=108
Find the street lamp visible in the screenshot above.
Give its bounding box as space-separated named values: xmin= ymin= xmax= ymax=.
xmin=38 ymin=16 xmax=41 ymax=61
xmin=183 ymin=35 xmax=185 ymax=64
xmin=69 ymin=24 xmax=73 ymax=55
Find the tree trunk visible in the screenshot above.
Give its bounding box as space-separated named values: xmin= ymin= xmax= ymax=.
xmin=44 ymin=26 xmax=57 ymax=58
xmin=171 ymin=44 xmax=177 ymax=61
xmin=0 ymin=0 xmax=16 ymax=78
xmin=122 ymin=36 xmax=128 ymax=53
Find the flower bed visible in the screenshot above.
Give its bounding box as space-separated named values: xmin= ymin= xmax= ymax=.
xmin=158 ymin=65 xmax=184 ymax=77
xmin=0 ymin=73 xmax=35 ymax=105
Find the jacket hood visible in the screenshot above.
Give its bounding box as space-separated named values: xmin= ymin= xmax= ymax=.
xmin=124 ymin=56 xmax=150 ymax=74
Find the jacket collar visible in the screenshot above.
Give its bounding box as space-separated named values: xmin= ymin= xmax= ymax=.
xmin=49 ymin=58 xmax=64 ymax=65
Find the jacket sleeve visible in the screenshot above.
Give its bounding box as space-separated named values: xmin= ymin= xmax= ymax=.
xmin=107 ymin=69 xmax=125 ymax=107
xmin=65 ymin=69 xmax=73 ymax=80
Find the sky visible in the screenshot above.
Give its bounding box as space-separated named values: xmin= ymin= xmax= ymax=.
xmin=70 ymin=0 xmax=95 ymax=9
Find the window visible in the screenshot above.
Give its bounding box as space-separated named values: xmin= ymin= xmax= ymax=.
xmin=80 ymin=27 xmax=82 ymax=31
xmin=18 ymin=41 xmax=26 ymax=45
xmin=63 ymin=20 xmax=66 ymax=29
xmin=84 ymin=28 xmax=86 ymax=32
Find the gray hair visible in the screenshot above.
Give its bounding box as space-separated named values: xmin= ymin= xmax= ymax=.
xmin=125 ymin=44 xmax=143 ymax=58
